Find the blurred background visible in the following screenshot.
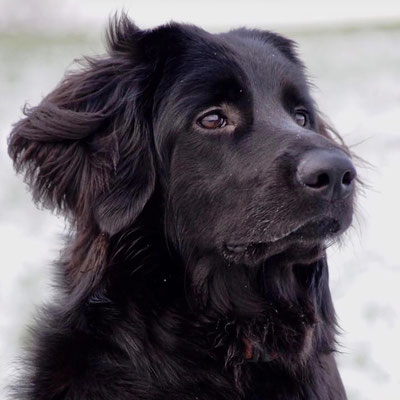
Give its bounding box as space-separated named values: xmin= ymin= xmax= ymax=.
xmin=1 ymin=0 xmax=399 ymax=398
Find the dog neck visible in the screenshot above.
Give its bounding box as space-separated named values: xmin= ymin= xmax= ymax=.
xmin=104 ymin=226 xmax=336 ymax=381
xmin=188 ymin=254 xmax=334 ymax=373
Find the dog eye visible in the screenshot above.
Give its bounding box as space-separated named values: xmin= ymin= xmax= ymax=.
xmin=197 ymin=112 xmax=227 ymax=129
xmin=294 ymin=111 xmax=308 ymax=127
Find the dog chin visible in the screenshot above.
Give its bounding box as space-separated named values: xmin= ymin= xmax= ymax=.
xmin=223 ymin=216 xmax=348 ymax=266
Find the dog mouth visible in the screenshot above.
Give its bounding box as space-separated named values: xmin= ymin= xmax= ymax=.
xmin=223 ymin=217 xmax=343 ymax=265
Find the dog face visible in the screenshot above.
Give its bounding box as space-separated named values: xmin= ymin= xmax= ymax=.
xmin=9 ymin=17 xmax=356 ymax=270
xmin=154 ymin=30 xmax=356 ymax=266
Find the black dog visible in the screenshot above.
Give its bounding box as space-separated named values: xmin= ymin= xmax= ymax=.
xmin=9 ymin=15 xmax=356 ymax=400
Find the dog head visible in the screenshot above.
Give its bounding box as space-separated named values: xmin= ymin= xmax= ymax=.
xmin=9 ymin=15 xmax=356 ymax=271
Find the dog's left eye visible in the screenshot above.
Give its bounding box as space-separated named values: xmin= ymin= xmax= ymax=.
xmin=294 ymin=111 xmax=308 ymax=127
xmin=197 ymin=112 xmax=227 ymax=129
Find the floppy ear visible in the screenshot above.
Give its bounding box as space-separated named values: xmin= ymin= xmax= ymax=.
xmin=8 ymin=15 xmax=158 ymax=236
xmin=231 ymin=28 xmax=301 ymax=65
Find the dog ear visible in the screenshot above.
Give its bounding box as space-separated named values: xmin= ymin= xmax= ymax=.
xmin=231 ymin=28 xmax=301 ymax=65
xmin=8 ymin=15 xmax=165 ymax=236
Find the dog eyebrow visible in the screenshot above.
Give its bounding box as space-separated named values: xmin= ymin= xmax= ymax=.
xmin=281 ymin=81 xmax=315 ymax=111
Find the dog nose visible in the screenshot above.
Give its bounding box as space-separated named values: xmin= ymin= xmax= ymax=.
xmin=296 ymin=149 xmax=356 ymax=201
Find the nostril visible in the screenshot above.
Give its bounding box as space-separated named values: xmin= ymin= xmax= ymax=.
xmin=306 ymin=172 xmax=330 ymax=189
xmin=342 ymin=170 xmax=355 ymax=186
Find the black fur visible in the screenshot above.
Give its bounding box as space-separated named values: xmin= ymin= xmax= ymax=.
xmin=8 ymin=14 xmax=355 ymax=399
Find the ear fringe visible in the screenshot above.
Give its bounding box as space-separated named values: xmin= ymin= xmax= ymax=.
xmin=8 ymin=14 xmax=158 ymax=234
xmin=230 ymin=28 xmax=302 ymax=66
xmin=7 ymin=30 xmax=133 ymax=219
xmin=8 ymin=99 xmax=117 ymax=216
xmin=106 ymin=12 xmax=140 ymax=54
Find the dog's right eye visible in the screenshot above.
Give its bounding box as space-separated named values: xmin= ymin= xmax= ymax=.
xmin=197 ymin=112 xmax=227 ymax=129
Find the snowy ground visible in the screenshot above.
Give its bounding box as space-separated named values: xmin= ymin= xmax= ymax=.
xmin=0 ymin=11 xmax=399 ymax=400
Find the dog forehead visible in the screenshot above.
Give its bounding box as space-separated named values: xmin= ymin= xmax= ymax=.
xmin=224 ymin=33 xmax=306 ymax=95
xmin=175 ymin=28 xmax=308 ymax=107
